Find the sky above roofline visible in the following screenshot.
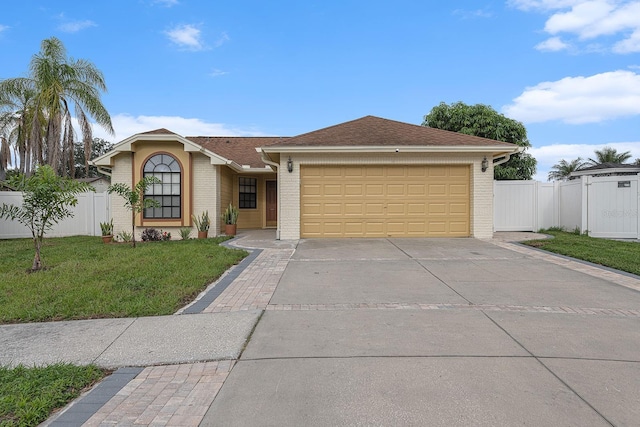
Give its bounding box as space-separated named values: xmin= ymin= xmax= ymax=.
xmin=1 ymin=0 xmax=639 ymax=181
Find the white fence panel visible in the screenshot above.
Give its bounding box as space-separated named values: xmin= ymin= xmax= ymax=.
xmin=586 ymin=176 xmax=638 ymax=238
xmin=494 ymin=181 xmax=537 ymax=231
xmin=536 ymin=183 xmax=555 ymax=230
xmin=558 ymin=180 xmax=582 ymax=231
xmin=0 ymin=191 xmax=110 ymax=239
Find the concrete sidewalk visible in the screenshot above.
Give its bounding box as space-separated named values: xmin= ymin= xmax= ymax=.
xmin=5 ymin=230 xmax=639 ymax=426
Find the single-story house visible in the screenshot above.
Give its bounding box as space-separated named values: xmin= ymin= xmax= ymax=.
xmin=92 ymin=116 xmax=520 ymax=239
xmin=570 ymin=162 xmax=640 ymax=178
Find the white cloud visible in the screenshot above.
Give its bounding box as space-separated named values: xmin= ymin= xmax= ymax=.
xmin=508 ymin=0 xmax=583 ymax=11
xmin=535 ymin=36 xmax=571 ymax=50
xmin=153 ymin=0 xmax=179 ymax=6
xmin=530 ymin=141 xmax=640 ymax=180
xmin=0 ymin=24 xmax=9 ymax=33
xmin=209 ymin=69 xmax=229 ymax=77
xmin=452 ymin=8 xmax=494 ymax=19
xmin=512 ymin=0 xmax=640 ymax=54
xmin=91 ymin=114 xmax=266 ymax=143
xmin=614 ymin=28 xmax=640 ymax=53
xmin=58 ymin=19 xmax=97 ymax=33
xmin=165 ymin=24 xmax=205 ymax=51
xmin=503 ymin=70 xmax=640 ymax=123
xmin=214 ymin=31 xmax=230 ymax=48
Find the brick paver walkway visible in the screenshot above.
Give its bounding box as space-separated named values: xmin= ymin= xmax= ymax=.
xmin=83 ymin=361 xmax=234 ymax=427
xmin=202 ymin=248 xmax=294 ymax=313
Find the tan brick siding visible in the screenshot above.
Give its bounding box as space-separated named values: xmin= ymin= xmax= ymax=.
xmin=192 ymin=155 xmax=218 ymax=238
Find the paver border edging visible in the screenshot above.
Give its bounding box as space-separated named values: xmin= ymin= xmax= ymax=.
xmin=179 ymin=246 xmax=263 ymax=315
xmin=512 ymin=241 xmax=640 ymax=283
xmin=44 ymin=367 xmax=143 ymax=427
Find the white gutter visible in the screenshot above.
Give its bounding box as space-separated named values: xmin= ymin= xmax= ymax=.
xmin=493 ymin=146 xmax=523 ymax=166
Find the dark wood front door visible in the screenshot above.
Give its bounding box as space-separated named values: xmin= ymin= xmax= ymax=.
xmin=266 ymin=180 xmax=277 ymax=225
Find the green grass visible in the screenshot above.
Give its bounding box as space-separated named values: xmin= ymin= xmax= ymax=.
xmin=524 ymin=230 xmax=640 ymax=276
xmin=0 ymin=236 xmax=247 ymax=323
xmin=0 ymin=363 xmax=106 ymax=427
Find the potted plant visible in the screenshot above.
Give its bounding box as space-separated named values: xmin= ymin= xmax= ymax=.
xmin=192 ymin=211 xmax=210 ymax=239
xmin=221 ymin=203 xmax=239 ymax=236
xmin=100 ymin=219 xmax=114 ymax=243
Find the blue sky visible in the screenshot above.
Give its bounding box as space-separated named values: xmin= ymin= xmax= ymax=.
xmin=2 ymin=0 xmax=639 ymax=180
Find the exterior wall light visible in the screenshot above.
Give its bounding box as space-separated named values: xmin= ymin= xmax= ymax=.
xmin=481 ymin=157 xmax=489 ymax=173
xmin=287 ymin=156 xmax=293 ymax=173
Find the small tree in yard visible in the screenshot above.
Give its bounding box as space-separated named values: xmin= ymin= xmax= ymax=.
xmin=108 ymin=176 xmax=160 ymax=248
xmin=0 ymin=165 xmax=93 ymax=271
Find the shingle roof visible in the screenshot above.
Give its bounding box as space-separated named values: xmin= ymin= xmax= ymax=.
xmin=140 ymin=128 xmax=178 ymax=135
xmin=268 ymin=116 xmax=516 ymax=148
xmin=186 ymin=136 xmax=286 ymax=168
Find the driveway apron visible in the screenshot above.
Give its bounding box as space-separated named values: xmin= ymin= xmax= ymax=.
xmin=203 ymin=238 xmax=640 ymax=427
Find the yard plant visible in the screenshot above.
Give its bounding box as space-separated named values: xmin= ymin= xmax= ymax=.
xmin=0 ymin=363 xmax=105 ymax=427
xmin=0 ymin=165 xmax=93 ymax=271
xmin=524 ymin=229 xmax=640 ymax=276
xmin=0 ymin=236 xmax=247 ymax=323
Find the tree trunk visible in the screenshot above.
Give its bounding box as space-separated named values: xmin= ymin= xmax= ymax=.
xmin=31 ymin=237 xmax=43 ymax=271
xmin=131 ymin=211 xmax=136 ymax=248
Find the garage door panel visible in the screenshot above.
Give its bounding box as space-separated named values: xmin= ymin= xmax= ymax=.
xmin=300 ymin=165 xmax=469 ymax=237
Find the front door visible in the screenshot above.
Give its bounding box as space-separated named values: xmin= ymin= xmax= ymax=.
xmin=266 ymin=180 xmax=277 ymax=227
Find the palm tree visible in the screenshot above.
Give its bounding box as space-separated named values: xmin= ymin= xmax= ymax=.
xmin=547 ymin=158 xmax=588 ymax=181
xmin=587 ymin=147 xmax=632 ymax=166
xmin=0 ymin=37 xmax=114 ymax=177
xmin=0 ymin=86 xmax=42 ymax=176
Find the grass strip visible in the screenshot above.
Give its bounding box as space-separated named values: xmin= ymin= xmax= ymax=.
xmin=523 ymin=230 xmax=640 ymax=276
xmin=0 ymin=236 xmax=247 ymax=323
xmin=0 ymin=363 xmax=106 ymax=427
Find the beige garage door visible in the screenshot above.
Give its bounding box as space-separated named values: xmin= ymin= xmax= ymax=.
xmin=301 ymin=165 xmax=470 ymax=238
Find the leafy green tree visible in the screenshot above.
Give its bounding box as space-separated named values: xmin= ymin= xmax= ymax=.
xmin=423 ymin=102 xmax=537 ymax=180
xmin=0 ymin=165 xmax=93 ymax=271
xmin=72 ymin=138 xmax=113 ymax=178
xmin=108 ymin=177 xmax=161 ymax=248
xmin=547 ymin=158 xmax=588 ymax=181
xmin=0 ymin=37 xmax=114 ymax=177
xmin=587 ymin=147 xmax=632 ymax=166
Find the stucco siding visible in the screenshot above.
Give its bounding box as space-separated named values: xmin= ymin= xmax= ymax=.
xmin=278 ymin=152 xmax=494 ymax=239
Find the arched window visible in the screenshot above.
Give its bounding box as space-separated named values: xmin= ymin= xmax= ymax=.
xmin=143 ymin=154 xmax=181 ymax=219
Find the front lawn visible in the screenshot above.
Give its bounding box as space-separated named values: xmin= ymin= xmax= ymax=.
xmin=0 ymin=363 xmax=106 ymax=427
xmin=0 ymin=236 xmax=247 ymax=323
xmin=524 ymin=230 xmax=640 ymax=276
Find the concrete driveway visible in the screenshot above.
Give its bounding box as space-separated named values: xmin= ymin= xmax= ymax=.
xmin=203 ymin=238 xmax=640 ymax=426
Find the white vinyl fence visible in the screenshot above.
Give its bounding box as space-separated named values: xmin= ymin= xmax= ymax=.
xmin=0 ymin=191 xmax=110 ymax=239
xmin=494 ymin=175 xmax=640 ymax=239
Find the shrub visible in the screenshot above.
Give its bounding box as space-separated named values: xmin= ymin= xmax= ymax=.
xmin=179 ymin=227 xmax=192 ymax=240
xmin=161 ymin=231 xmax=171 ymax=241
xmin=141 ymin=228 xmax=162 ymax=242
xmin=117 ymin=231 xmax=132 ymax=242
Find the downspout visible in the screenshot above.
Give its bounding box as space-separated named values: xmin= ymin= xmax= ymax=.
xmin=260 ymin=151 xmax=281 ymax=240
xmin=96 ymin=166 xmax=112 ymax=177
